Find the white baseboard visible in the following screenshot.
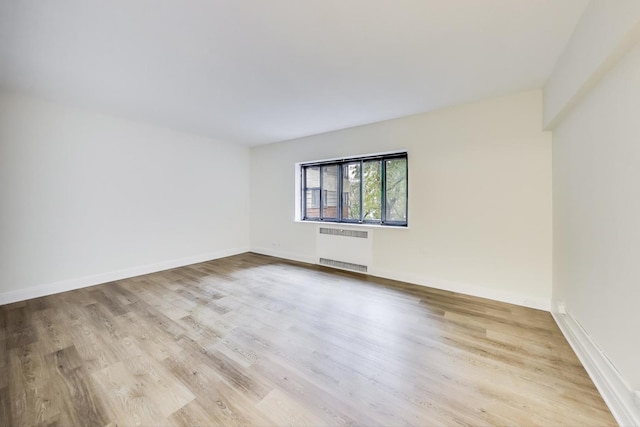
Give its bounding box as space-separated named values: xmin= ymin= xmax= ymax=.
xmin=552 ymin=308 xmax=640 ymax=427
xmin=369 ymin=268 xmax=550 ymax=311
xmin=250 ymin=247 xmax=550 ymax=311
xmin=0 ymin=247 xmax=249 ymax=305
xmin=250 ymin=246 xmax=317 ymax=265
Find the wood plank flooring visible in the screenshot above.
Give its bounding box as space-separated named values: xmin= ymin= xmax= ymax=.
xmin=0 ymin=252 xmax=616 ymax=426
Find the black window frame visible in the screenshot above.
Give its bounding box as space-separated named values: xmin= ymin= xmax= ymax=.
xmin=301 ymin=152 xmax=408 ymax=227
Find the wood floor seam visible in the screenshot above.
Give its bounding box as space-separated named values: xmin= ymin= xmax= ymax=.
xmin=0 ymin=253 xmax=616 ymax=426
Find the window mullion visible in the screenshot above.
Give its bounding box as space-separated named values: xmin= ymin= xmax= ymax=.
xmin=381 ymin=159 xmax=386 ymax=224
xmin=405 ymin=157 xmax=408 ymax=225
xmin=319 ymin=165 xmax=324 ymax=220
xmin=302 ymin=167 xmax=307 ymax=219
xmin=337 ymin=163 xmax=343 ymax=222
xmin=359 ymin=160 xmax=364 ymax=223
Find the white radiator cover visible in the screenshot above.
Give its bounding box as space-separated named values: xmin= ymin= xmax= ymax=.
xmin=316 ymin=226 xmax=373 ymax=272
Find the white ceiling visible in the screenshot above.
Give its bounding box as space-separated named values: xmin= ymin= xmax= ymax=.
xmin=0 ymin=0 xmax=586 ymax=146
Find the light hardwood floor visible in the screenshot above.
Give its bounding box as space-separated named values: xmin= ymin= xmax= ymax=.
xmin=0 ymin=252 xmax=615 ymax=426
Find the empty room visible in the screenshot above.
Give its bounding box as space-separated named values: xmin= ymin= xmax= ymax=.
xmin=1 ymin=0 xmax=639 ymax=426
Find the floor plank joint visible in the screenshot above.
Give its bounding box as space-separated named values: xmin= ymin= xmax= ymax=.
xmin=0 ymin=253 xmax=615 ymax=426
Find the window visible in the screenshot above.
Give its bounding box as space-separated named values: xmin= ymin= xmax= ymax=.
xmin=301 ymin=152 xmax=407 ymax=226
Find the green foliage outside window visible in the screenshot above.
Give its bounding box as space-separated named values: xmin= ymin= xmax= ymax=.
xmin=303 ymin=153 xmax=407 ymax=226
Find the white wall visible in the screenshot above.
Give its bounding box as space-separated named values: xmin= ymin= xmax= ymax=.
xmin=251 ymin=90 xmax=552 ymax=310
xmin=0 ymin=93 xmax=250 ymax=303
xmin=553 ymin=40 xmax=640 ymax=394
xmin=543 ymin=1 xmax=640 ymax=128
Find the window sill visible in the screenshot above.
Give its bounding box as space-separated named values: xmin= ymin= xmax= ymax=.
xmin=294 ymin=219 xmax=409 ymax=230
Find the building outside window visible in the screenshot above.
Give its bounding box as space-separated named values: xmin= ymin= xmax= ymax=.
xmin=301 ymin=152 xmax=407 ymax=226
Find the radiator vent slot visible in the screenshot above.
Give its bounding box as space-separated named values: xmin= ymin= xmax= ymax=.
xmin=319 ymin=258 xmax=368 ymax=273
xmin=317 ymin=226 xmax=372 ymax=272
xmin=319 ymin=227 xmax=368 ymax=239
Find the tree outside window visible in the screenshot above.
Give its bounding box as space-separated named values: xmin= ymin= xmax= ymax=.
xmin=302 ymin=153 xmax=407 ymax=226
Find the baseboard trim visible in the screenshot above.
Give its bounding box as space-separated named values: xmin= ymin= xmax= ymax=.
xmin=250 ymin=247 xmax=550 ymax=311
xmin=369 ymin=268 xmax=550 ymax=311
xmin=0 ymin=247 xmax=249 ymax=305
xmin=552 ymin=309 xmax=640 ymax=427
xmin=250 ymin=247 xmax=317 ymax=265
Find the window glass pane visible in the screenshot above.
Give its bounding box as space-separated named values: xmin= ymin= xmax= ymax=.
xmin=385 ymin=158 xmax=407 ymax=222
xmin=322 ymin=165 xmax=338 ymax=218
xmin=342 ymin=163 xmax=361 ymax=220
xmin=363 ymin=160 xmax=381 ymax=221
xmin=301 ymin=153 xmax=406 ymax=226
xmin=304 ymin=166 xmax=320 ymax=218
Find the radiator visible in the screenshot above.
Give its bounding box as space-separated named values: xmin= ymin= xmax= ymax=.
xmin=316 ymin=226 xmax=372 ymax=273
